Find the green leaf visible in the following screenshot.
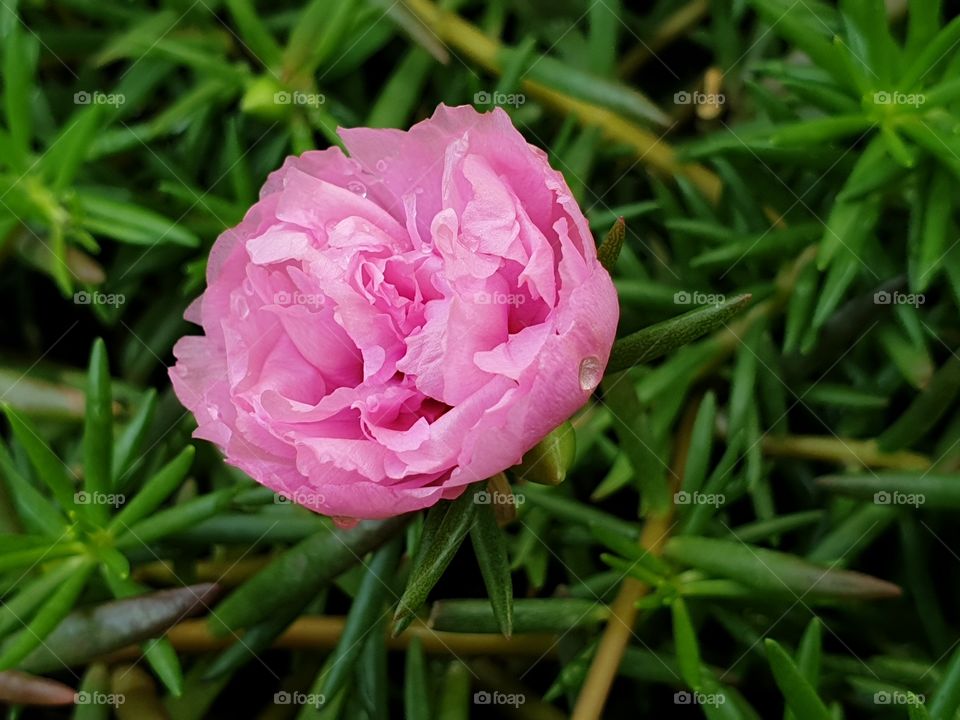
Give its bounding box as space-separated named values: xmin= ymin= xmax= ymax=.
xmin=404 ymin=637 xmax=429 ymax=720
xmin=663 ymin=536 xmax=902 ymax=599
xmin=840 ymin=0 xmax=899 ymax=84
xmin=283 ymin=0 xmax=355 ymax=78
xmin=606 ymin=294 xmax=753 ymax=373
xmin=3 ymin=27 xmax=38 ymax=169
xmin=436 ymin=661 xmax=470 ymax=720
xmin=601 ymin=377 xmax=669 ymax=514
xmin=2 ymin=404 xmax=76 ymax=516
xmin=879 ymin=353 xmax=960 ymax=451
xmin=671 ymin=597 xmax=703 ymax=689
xmin=770 ymin=115 xmax=874 ymax=146
xmin=764 ymin=638 xmax=831 ymax=720
xmin=210 ymin=517 xmax=406 ymax=634
xmin=929 ymin=642 xmax=960 ymax=719
xmin=746 ymin=0 xmax=852 ymax=90
xmin=114 ymin=487 xmax=234 ymax=549
xmin=786 ymin=618 xmax=823 ymax=720
xmin=223 ymin=0 xmax=283 ymax=70
xmin=912 ymin=167 xmax=952 ymax=291
xmin=82 ymin=339 xmax=112 ymax=524
xmin=428 ymin=598 xmax=608 ymax=634
xmin=728 ymin=512 xmax=824 ymax=543
xmin=0 ymin=558 xmax=95 ymax=670
xmin=517 ymin=53 xmax=669 ymax=126
xmin=394 ymin=489 xmax=478 ymax=634
xmin=112 ymin=388 xmax=157 ymax=487
xmin=469 ymin=500 xmax=513 ymax=636
xmin=0 ymin=439 xmax=66 ymax=536
xmin=108 ymin=446 xmax=195 ymax=532
xmin=682 ymin=392 xmax=716 ymax=495
xmin=316 ymin=539 xmax=400 ymax=700
xmin=75 ymin=191 xmax=199 ymax=248
xmin=597 ymin=216 xmax=625 ymax=272
xmin=0 ymin=558 xmax=86 ymax=639
xmin=905 ymin=0 xmax=942 ymax=57
xmin=73 ymin=663 xmax=111 ymax=720
xmin=900 ymin=15 xmax=960 ymax=88
xmin=818 ymin=473 xmax=960 ymax=507
xmin=691 ymin=225 xmax=820 ymax=270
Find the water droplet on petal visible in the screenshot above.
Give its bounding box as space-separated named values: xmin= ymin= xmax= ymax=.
xmin=375 ymin=159 xmax=388 ymax=172
xmin=578 ymin=356 xmax=603 ymax=392
xmin=414 ymin=186 xmax=425 ymax=195
xmin=347 ymin=181 xmax=367 ymax=198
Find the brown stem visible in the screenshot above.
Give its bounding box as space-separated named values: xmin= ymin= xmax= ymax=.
xmin=102 ymin=617 xmax=558 ymax=662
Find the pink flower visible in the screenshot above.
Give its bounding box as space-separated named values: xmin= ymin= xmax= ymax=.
xmin=169 ymin=104 xmax=619 ymax=521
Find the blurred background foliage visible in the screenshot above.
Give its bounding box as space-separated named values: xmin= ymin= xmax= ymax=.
xmin=2 ymin=0 xmax=960 ymax=718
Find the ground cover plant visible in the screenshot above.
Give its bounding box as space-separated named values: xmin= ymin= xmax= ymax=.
xmin=1 ymin=0 xmax=960 ymax=718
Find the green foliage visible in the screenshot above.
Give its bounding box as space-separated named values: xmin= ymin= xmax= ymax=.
xmin=2 ymin=0 xmax=960 ymax=717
